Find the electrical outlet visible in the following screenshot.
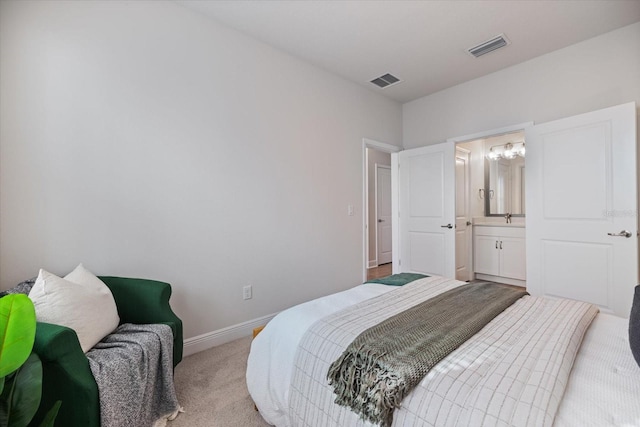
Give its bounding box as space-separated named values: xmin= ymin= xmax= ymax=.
xmin=243 ymin=285 xmax=252 ymax=300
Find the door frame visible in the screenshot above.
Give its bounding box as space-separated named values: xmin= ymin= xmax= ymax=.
xmin=445 ymin=122 xmax=533 ymax=279
xmin=446 ymin=122 xmax=534 ymax=146
xmin=362 ymin=138 xmax=401 ymax=282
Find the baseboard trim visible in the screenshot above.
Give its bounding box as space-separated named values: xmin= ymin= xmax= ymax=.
xmin=183 ymin=312 xmax=279 ymax=357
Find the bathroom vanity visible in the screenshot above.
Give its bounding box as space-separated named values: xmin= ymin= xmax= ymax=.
xmin=473 ymin=221 xmax=526 ymax=286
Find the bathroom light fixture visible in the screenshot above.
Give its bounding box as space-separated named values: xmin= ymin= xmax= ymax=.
xmin=486 ymin=141 xmax=525 ymax=160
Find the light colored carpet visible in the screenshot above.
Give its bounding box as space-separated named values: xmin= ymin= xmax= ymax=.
xmin=169 ymin=336 xmax=272 ymax=427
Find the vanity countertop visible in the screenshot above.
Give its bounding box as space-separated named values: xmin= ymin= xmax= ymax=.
xmin=472 ymin=217 xmax=525 ymax=228
xmin=473 ymin=223 xmax=525 ymax=228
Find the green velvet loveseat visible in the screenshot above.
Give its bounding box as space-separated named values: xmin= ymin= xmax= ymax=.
xmin=29 ymin=277 xmax=183 ymax=427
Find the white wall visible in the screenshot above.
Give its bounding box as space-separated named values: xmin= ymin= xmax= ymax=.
xmin=403 ymin=22 xmax=640 ymax=148
xmin=0 ymin=1 xmax=402 ymax=340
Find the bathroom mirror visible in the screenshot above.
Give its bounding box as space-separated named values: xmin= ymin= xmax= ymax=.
xmin=484 ymin=156 xmax=525 ymax=216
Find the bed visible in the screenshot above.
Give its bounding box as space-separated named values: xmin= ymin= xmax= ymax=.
xmin=246 ymin=275 xmax=640 ymax=426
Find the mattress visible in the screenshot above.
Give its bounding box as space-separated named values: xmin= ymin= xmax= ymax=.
xmin=246 ymin=279 xmax=640 ymax=426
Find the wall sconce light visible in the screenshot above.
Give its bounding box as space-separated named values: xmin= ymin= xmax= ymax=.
xmin=486 ymin=141 xmax=525 ymax=161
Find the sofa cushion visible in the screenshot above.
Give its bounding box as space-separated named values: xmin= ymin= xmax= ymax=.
xmin=29 ymin=265 xmax=120 ymax=352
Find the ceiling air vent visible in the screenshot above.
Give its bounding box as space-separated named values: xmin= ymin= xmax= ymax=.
xmin=467 ymin=34 xmax=510 ymax=58
xmin=370 ymin=73 xmax=401 ymax=89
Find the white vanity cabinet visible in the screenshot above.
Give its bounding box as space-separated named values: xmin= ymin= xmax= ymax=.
xmin=474 ymin=225 xmax=526 ymax=285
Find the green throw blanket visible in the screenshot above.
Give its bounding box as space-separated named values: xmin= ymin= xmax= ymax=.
xmin=327 ymin=282 xmax=528 ymax=427
xmin=365 ymin=273 xmax=428 ymax=286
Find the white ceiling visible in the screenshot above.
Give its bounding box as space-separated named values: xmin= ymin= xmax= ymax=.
xmin=178 ymin=1 xmax=640 ymax=104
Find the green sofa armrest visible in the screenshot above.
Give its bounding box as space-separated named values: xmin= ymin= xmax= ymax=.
xmin=99 ymin=276 xmax=183 ymax=366
xmin=30 ymin=322 xmax=99 ymax=427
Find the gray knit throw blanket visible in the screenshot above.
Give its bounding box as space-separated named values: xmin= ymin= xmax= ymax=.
xmin=327 ymin=282 xmax=528 ymax=427
xmin=87 ymin=323 xmax=179 ymax=427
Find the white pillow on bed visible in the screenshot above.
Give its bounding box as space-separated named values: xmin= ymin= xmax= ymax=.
xmin=29 ymin=264 xmax=120 ymax=352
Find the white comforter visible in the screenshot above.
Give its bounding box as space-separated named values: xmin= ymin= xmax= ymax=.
xmin=246 ymin=276 xmax=640 ymax=426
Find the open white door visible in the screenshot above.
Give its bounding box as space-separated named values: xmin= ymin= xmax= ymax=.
xmin=455 ymin=147 xmax=472 ymax=281
xmin=398 ymin=142 xmax=456 ymax=277
xmin=526 ymin=102 xmax=637 ymax=317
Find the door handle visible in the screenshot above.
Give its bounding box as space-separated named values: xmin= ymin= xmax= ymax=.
xmin=440 ymin=224 xmax=453 ymax=229
xmin=378 ymin=219 xmax=384 ymax=223
xmin=607 ymin=230 xmax=632 ymax=238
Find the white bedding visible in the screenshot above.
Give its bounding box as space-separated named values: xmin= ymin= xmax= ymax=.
xmin=247 ymin=283 xmax=395 ymax=425
xmin=246 ymin=277 xmax=640 ymax=426
xmin=555 ymin=313 xmax=640 ymax=426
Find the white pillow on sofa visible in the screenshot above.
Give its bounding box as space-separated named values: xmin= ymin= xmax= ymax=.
xmin=29 ymin=264 xmax=120 ymax=353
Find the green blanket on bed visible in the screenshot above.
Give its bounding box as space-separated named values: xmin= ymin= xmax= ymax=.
xmin=365 ymin=273 xmax=428 ymax=286
xmin=327 ymin=282 xmax=528 ymax=427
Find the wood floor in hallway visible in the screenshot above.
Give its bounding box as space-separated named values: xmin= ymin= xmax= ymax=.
xmin=366 ymin=263 xmax=392 ymax=280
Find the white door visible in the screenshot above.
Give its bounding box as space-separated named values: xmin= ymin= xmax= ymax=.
xmin=376 ymin=165 xmax=392 ymax=265
xmin=455 ymin=148 xmax=472 ymax=281
xmin=526 ymin=102 xmax=637 ymax=317
xmin=398 ymin=142 xmax=456 ymax=277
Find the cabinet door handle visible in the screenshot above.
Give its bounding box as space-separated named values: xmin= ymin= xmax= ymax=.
xmin=500 ymin=241 xmax=503 ymax=249
xmin=495 ymin=240 xmax=498 ymax=249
